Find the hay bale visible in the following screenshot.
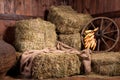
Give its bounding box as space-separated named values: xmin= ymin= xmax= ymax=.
xmin=48 ymin=5 xmax=92 ymax=34
xmin=32 ymin=53 xmax=81 ymax=79
xmin=14 ymin=18 xmax=57 ymax=52
xmin=58 ymin=33 xmax=81 ymax=50
xmin=91 ymin=52 xmax=120 ymax=76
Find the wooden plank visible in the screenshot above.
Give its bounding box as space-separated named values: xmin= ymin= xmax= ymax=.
xmin=51 ymin=0 xmax=58 ymax=5
xmin=0 ymin=20 xmax=6 ymax=36
xmin=0 ymin=14 xmax=43 ymax=20
xmin=79 ymin=0 xmax=120 ymax=15
xmin=39 ymin=0 xmax=47 ymax=17
xmin=104 ymin=0 xmax=117 ymax=13
xmin=47 ymin=0 xmax=56 ymax=6
xmin=4 ymin=0 xmax=14 ymax=14
xmin=98 ymin=0 xmax=104 ymax=13
xmin=110 ymin=0 xmax=115 ymax=12
xmin=114 ymin=0 xmax=120 ymax=11
xmin=24 ymin=0 xmax=32 ymax=16
xmin=73 ymin=0 xmax=77 ymax=11
xmin=55 ymin=0 xmax=61 ymax=5
xmin=32 ymin=0 xmax=39 ymax=16
xmin=107 ymin=0 xmax=113 ymax=12
xmin=83 ymin=0 xmax=91 ymax=14
xmin=92 ymin=10 xmax=120 ymax=18
xmin=112 ymin=18 xmax=120 ymax=51
xmin=0 ymin=0 xmax=4 ymax=14
xmin=89 ymin=0 xmax=96 ymax=14
xmin=76 ymin=0 xmax=83 ymax=13
xmin=103 ymin=0 xmax=108 ymax=12
xmin=14 ymin=0 xmax=25 ymax=15
xmin=95 ymin=0 xmax=99 ymax=14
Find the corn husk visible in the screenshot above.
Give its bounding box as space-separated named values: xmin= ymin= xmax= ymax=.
xmin=14 ymin=18 xmax=57 ymax=52
xmin=58 ymin=33 xmax=81 ymax=50
xmin=91 ymin=52 xmax=120 ymax=76
xmin=48 ymin=5 xmax=92 ymax=34
xmin=32 ymin=53 xmax=81 ymax=79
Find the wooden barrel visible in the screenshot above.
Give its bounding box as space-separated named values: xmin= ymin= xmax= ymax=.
xmin=0 ymin=39 xmax=16 ymax=79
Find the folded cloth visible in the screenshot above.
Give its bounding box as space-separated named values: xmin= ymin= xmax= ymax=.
xmin=20 ymin=41 xmax=91 ymax=77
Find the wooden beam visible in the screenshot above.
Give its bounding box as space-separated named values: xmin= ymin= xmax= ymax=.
xmin=0 ymin=14 xmax=43 ymax=20
xmin=92 ymin=11 xmax=120 ymax=18
xmin=1 ymin=10 xmax=120 ymax=20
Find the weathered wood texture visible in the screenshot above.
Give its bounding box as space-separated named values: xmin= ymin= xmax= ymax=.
xmin=113 ymin=18 xmax=120 ymax=51
xmin=0 ymin=0 xmax=120 ymax=19
xmin=79 ymin=0 xmax=120 ymax=14
xmin=0 ymin=0 xmax=62 ymax=18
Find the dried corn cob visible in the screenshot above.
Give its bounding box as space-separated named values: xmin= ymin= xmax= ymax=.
xmin=84 ymin=28 xmax=98 ymax=50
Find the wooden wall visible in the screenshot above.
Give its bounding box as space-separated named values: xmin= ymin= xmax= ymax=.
xmin=74 ymin=0 xmax=120 ymax=14
xmin=0 ymin=0 xmax=120 ymax=51
xmin=0 ymin=0 xmax=63 ymax=19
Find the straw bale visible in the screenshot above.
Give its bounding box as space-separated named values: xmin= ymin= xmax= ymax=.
xmin=58 ymin=33 xmax=81 ymax=50
xmin=32 ymin=53 xmax=81 ymax=79
xmin=48 ymin=6 xmax=92 ymax=34
xmin=14 ymin=18 xmax=57 ymax=52
xmin=91 ymin=52 xmax=120 ymax=76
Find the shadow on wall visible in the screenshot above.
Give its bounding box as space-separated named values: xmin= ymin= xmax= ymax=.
xmin=4 ymin=26 xmax=16 ymax=46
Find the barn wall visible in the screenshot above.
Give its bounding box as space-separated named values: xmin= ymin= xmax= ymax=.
xmin=75 ymin=0 xmax=120 ymax=14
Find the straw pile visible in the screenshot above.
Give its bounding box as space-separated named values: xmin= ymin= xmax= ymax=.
xmin=91 ymin=52 xmax=120 ymax=76
xmin=58 ymin=33 xmax=81 ymax=50
xmin=14 ymin=18 xmax=57 ymax=52
xmin=48 ymin=6 xmax=92 ymax=50
xmin=32 ymin=53 xmax=81 ymax=79
xmin=48 ymin=5 xmax=92 ymax=34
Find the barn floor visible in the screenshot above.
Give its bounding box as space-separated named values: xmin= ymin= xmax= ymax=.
xmin=5 ymin=74 xmax=120 ymax=80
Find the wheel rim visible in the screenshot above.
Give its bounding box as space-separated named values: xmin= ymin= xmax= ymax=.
xmin=81 ymin=17 xmax=119 ymax=52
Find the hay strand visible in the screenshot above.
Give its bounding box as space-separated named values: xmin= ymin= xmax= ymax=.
xmin=32 ymin=53 xmax=81 ymax=79
xmin=48 ymin=5 xmax=92 ymax=34
xmin=58 ymin=33 xmax=81 ymax=50
xmin=91 ymin=52 xmax=120 ymax=76
xmin=14 ymin=18 xmax=57 ymax=52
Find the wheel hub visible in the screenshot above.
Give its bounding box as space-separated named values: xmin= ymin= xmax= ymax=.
xmin=95 ymin=30 xmax=103 ymax=38
xmin=81 ymin=17 xmax=119 ymax=52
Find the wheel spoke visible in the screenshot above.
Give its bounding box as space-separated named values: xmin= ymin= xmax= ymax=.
xmin=82 ymin=17 xmax=119 ymax=52
xmin=103 ymin=22 xmax=112 ymax=32
xmin=103 ymin=35 xmax=116 ymax=42
xmin=91 ymin=22 xmax=96 ymax=28
xmin=101 ymin=37 xmax=110 ymax=48
xmin=104 ymin=30 xmax=117 ymax=34
xmin=97 ymin=39 xmax=100 ymax=51
xmin=100 ymin=18 xmax=104 ymax=30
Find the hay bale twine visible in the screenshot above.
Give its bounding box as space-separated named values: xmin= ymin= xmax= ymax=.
xmin=48 ymin=5 xmax=92 ymax=34
xmin=91 ymin=52 xmax=120 ymax=76
xmin=32 ymin=53 xmax=81 ymax=79
xmin=58 ymin=33 xmax=81 ymax=50
xmin=14 ymin=18 xmax=57 ymax=52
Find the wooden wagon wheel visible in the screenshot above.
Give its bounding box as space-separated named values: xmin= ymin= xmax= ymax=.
xmin=81 ymin=17 xmax=119 ymax=52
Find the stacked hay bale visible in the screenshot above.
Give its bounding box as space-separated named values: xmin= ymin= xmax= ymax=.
xmin=91 ymin=52 xmax=120 ymax=76
xmin=14 ymin=18 xmax=57 ymax=52
xmin=58 ymin=33 xmax=81 ymax=50
xmin=48 ymin=6 xmax=92 ymax=50
xmin=32 ymin=52 xmax=81 ymax=79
